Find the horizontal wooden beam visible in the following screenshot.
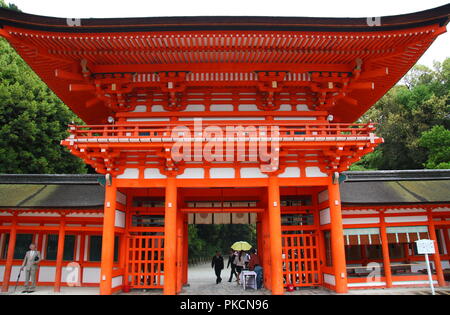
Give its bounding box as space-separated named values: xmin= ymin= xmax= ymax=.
xmin=92 ymin=63 xmax=354 ymax=75
xmin=55 ymin=69 xmax=84 ymax=81
xmin=180 ymin=208 xmax=264 ymax=213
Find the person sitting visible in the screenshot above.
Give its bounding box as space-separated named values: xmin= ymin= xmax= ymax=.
xmin=248 ymin=249 xmax=263 ymax=289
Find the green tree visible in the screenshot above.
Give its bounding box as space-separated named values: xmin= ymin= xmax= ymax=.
xmin=352 ymin=59 xmax=450 ymax=170
xmin=0 ymin=37 xmax=87 ymax=174
xmin=188 ymin=224 xmax=257 ymax=261
xmin=419 ymin=125 xmax=450 ymax=169
xmin=0 ymin=0 xmax=19 ymax=11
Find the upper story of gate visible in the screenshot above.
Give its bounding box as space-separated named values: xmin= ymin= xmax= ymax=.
xmin=0 ymin=5 xmax=449 ymax=125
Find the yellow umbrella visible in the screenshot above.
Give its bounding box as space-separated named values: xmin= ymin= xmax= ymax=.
xmin=231 ymin=241 xmax=252 ymax=251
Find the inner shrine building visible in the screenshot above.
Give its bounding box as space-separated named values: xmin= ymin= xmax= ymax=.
xmin=0 ymin=5 xmax=449 ymax=295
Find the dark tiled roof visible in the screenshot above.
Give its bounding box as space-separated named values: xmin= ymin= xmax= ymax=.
xmin=0 ymin=170 xmax=449 ymax=208
xmin=0 ymin=5 xmax=449 ymax=33
xmin=341 ymin=170 xmax=450 ymax=205
xmin=0 ymin=175 xmax=105 ymax=209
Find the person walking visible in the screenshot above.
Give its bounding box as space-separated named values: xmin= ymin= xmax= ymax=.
xmin=211 ymin=251 xmax=224 ymax=284
xmin=20 ymin=243 xmax=41 ymax=293
xmin=234 ymin=251 xmax=246 ymax=285
xmin=227 ymin=250 xmax=238 ymax=282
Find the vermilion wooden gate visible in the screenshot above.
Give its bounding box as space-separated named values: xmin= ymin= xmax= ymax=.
xmin=126 ymin=234 xmax=165 ymax=289
xmin=282 ymin=233 xmax=321 ymax=288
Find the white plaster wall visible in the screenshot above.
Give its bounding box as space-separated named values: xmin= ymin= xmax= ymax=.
xmin=117 ymin=168 xmax=139 ymax=179
xmin=306 ymin=167 xmax=327 ymax=178
xmin=318 ymin=190 xmax=329 ymax=203
xmin=82 ymin=267 xmax=100 ymax=284
xmin=385 ymin=216 xmax=428 ymax=223
xmin=240 ymin=168 xmax=268 ymax=179
xmin=343 ymin=217 xmax=381 ymax=225
xmin=133 ymin=105 xmax=147 ymax=112
xmin=112 ymin=276 xmax=123 ymax=288
xmin=297 ymin=105 xmax=311 ymax=111
xmin=239 ymin=105 xmax=258 ymax=111
xmin=348 ymin=282 xmax=386 ymax=288
xmin=177 ymin=168 xmax=205 ymax=179
xmin=115 ymin=210 xmax=126 ymax=228
xmin=185 ymin=105 xmax=205 ymax=112
xmin=323 ymin=274 xmax=336 ymax=286
xmin=320 ymin=208 xmax=331 ymax=226
xmin=144 ymin=168 xmax=167 ymax=179
xmin=210 ymin=168 xmax=235 ymax=179
xmin=9 ymin=266 xmax=22 ymax=282
xmin=278 ymin=167 xmax=301 ymax=178
xmin=210 ymin=104 xmax=234 ymax=111
xmin=38 ymin=266 xmax=56 ymax=282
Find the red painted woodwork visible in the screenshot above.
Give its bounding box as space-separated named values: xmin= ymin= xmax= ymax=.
xmin=282 ymin=233 xmax=321 ymax=288
xmin=126 ymin=234 xmax=165 ymax=289
xmin=1 ymin=6 xmax=449 ymax=295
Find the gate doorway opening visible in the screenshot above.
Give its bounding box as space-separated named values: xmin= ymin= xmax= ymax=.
xmin=186 ymin=223 xmax=259 ymax=294
xmin=121 ymin=186 xmax=326 ymax=294
xmin=183 ymin=187 xmax=262 ymax=293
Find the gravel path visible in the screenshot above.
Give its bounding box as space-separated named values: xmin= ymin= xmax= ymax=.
xmin=1 ymin=263 xmax=448 ymax=295
xmin=181 ymin=263 xmax=270 ymax=295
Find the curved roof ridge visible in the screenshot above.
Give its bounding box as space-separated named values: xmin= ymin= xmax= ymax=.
xmin=344 ymin=169 xmax=450 ymax=182
xmin=0 ymin=4 xmax=449 ymax=33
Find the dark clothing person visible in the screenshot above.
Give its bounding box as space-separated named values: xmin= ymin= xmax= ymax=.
xmin=227 ymin=253 xmax=238 ymax=282
xmin=211 ymin=255 xmax=224 ymax=284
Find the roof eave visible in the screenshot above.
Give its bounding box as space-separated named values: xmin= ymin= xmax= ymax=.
xmin=0 ymin=4 xmax=449 ymax=33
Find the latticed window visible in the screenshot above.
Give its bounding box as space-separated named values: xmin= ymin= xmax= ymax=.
xmin=45 ymin=234 xmax=76 ymax=261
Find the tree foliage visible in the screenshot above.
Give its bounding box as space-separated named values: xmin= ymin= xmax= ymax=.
xmin=352 ymin=58 xmax=450 ymax=171
xmin=419 ymin=125 xmax=450 ymax=169
xmin=0 ymin=37 xmax=87 ymax=174
xmin=0 ymin=0 xmax=20 ymax=11
xmin=189 ymin=224 xmax=257 ymax=260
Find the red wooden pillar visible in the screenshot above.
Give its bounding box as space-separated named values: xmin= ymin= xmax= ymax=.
xmin=328 ymin=176 xmax=348 ymax=294
xmin=176 ymin=204 xmax=184 ymax=293
xmin=428 ymin=218 xmax=446 ymax=287
xmin=79 ymin=232 xmax=86 ymax=287
xmin=268 ymin=176 xmax=284 ymax=295
xmin=1 ymin=220 xmax=17 ymax=292
xmin=182 ymin=215 xmax=189 ymax=285
xmin=100 ymin=181 xmax=117 ymax=295
xmin=380 ymin=217 xmax=393 ymax=288
xmin=54 ymin=218 xmax=66 ymax=292
xmin=443 ymin=228 xmax=450 ymax=263
xmin=163 ymin=177 xmax=178 ymax=295
xmin=262 ymin=206 xmax=271 ymax=289
xmin=123 ymin=190 xmax=134 ymax=289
